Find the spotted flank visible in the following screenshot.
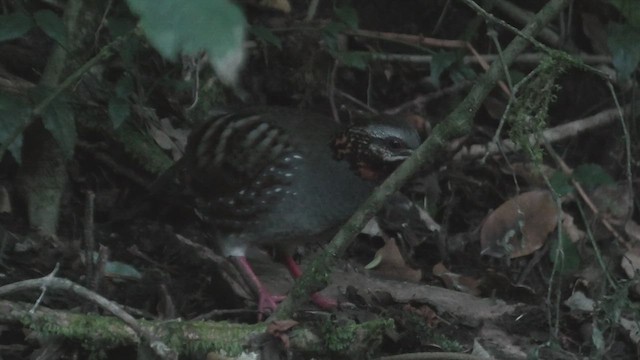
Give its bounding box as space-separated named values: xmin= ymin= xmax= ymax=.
xmin=186 ymin=111 xmax=302 ymax=230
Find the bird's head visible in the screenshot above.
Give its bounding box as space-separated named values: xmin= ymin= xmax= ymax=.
xmin=332 ymin=114 xmax=421 ymax=181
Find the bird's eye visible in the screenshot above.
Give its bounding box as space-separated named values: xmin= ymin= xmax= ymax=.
xmin=386 ymin=137 xmax=405 ymax=149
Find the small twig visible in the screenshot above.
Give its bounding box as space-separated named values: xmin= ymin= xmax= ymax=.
xmin=543 ymin=141 xmax=630 ymax=250
xmin=606 ymin=81 xmax=634 ymax=223
xmin=459 ymin=0 xmax=549 ymax=53
xmin=30 ymin=263 xmax=60 ymax=313
xmin=376 ymin=352 xmax=488 ymax=360
xmin=328 ymin=60 xmax=340 ymax=123
xmin=367 ymin=53 xmax=612 ymax=65
xmin=344 ymin=28 xmax=510 ymax=95
xmin=453 ymin=105 xmax=635 ymax=162
xmin=491 ymin=0 xmax=562 ymax=47
xmin=432 ymin=0 xmax=451 ymax=34
xmin=0 ymin=275 xmax=177 ymax=359
xmin=191 ymin=308 xmax=258 ymax=321
xmin=83 ymin=191 xmax=95 ymax=284
xmin=94 ymin=0 xmax=113 ymax=47
xmin=386 ymin=81 xmax=472 ymax=115
xmin=91 ymin=245 xmax=109 ymax=294
xmin=334 ymin=89 xmax=378 ymax=114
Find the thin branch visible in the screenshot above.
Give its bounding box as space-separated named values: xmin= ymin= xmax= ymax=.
xmin=367 ymin=53 xmax=611 ymax=65
xmin=453 ymin=105 xmax=636 ymax=161
xmin=0 ymin=275 xmax=177 ymax=359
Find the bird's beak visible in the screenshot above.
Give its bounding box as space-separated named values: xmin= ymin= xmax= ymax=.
xmin=383 ymin=149 xmax=413 ymax=163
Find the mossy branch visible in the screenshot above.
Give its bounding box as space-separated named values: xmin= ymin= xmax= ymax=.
xmin=0 ymin=299 xmax=390 ymax=358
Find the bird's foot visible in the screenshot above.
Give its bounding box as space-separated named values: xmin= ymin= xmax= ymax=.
xmin=257 ymin=290 xmax=286 ymax=319
xmin=310 ymin=293 xmax=337 ymax=309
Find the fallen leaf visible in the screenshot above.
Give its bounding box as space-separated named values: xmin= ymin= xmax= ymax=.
xmin=432 ymin=262 xmax=481 ymax=296
xmin=267 ymin=319 xmax=298 ymax=349
xmin=366 ymin=237 xmax=422 ymax=282
xmin=480 ymin=190 xmax=559 ymax=259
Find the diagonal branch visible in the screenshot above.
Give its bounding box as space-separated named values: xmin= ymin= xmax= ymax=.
xmin=273 ymin=0 xmax=574 ymax=319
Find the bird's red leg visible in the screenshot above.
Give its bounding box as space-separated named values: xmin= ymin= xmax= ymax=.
xmin=283 ymin=255 xmax=337 ymax=309
xmin=231 ymin=256 xmax=285 ymax=317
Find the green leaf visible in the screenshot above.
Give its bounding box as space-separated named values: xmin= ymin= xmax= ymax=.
xmin=34 ymin=10 xmax=67 ymax=47
xmin=107 ymin=16 xmax=137 ymax=38
xmin=35 ymin=90 xmax=76 ymax=159
xmin=450 ymin=65 xmax=477 ymax=83
xmin=573 ymin=163 xmax=614 ymax=190
xmin=334 ymin=51 xmax=368 ymax=69
xmin=0 ymin=12 xmax=34 ymax=42
xmin=108 ymin=97 xmax=130 ymax=129
xmin=610 ymin=0 xmax=640 ymax=27
xmin=323 ymin=21 xmax=347 ymax=38
xmin=549 ymin=171 xmax=574 ymax=196
xmin=125 ymin=0 xmax=247 ymax=85
xmin=0 ymin=93 xmax=31 ymax=162
xmin=115 ymin=75 xmax=134 ymax=97
xmin=607 ymin=22 xmax=640 ymax=81
xmin=105 ymin=260 xmax=142 ymax=280
xmin=92 ymin=252 xmax=142 ymax=280
xmin=549 ymin=233 xmax=580 ymax=274
xmin=250 ymin=25 xmax=282 ymax=49
xmin=431 ymin=51 xmax=458 ymax=87
xmin=334 ymin=5 xmax=358 ymax=29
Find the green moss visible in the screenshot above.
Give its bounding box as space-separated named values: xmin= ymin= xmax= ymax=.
xmin=506 ymin=55 xmax=567 ymax=166
xmin=320 ymin=318 xmax=392 ymax=356
xmin=21 ymin=311 xmax=267 ymax=358
xmin=402 ymin=313 xmax=463 ymax=353
xmin=159 ymin=320 xmax=266 ymax=357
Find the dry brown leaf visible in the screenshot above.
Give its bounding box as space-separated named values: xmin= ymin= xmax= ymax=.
xmin=480 ymin=190 xmax=559 ymax=259
xmin=432 ymin=262 xmax=481 ymax=296
xmin=267 ymin=319 xmax=299 ymax=349
xmin=366 ymin=237 xmax=422 ymax=282
xmin=267 ymin=319 xmax=298 ymax=333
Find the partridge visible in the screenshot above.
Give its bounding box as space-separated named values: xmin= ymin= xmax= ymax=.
xmin=184 ymin=107 xmax=420 ymax=315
